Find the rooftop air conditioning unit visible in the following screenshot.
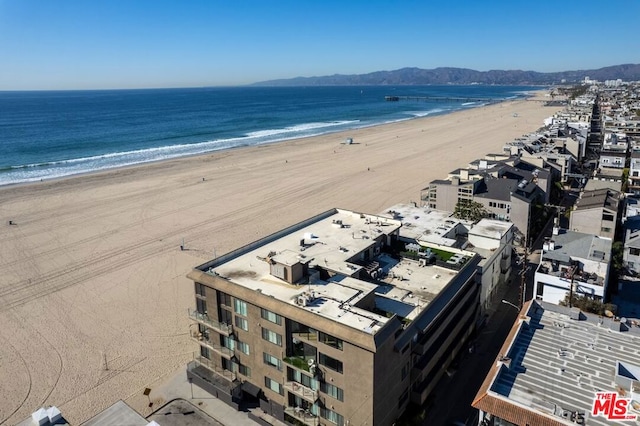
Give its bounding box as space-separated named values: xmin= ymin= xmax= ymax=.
xmin=297 ymin=295 xmax=308 ymax=307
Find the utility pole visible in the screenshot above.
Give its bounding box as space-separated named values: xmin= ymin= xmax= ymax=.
xmin=519 ymin=249 xmax=528 ymax=309
xmin=568 ymin=264 xmax=577 ymax=308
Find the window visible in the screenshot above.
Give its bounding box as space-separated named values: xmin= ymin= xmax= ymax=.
xmin=239 ymin=364 xmax=251 ymax=377
xmin=237 ymin=341 xmax=250 ymax=355
xmin=630 ymin=248 xmax=640 ymax=256
xmin=261 ymin=308 xmax=282 ymax=325
xmin=288 ymin=367 xmax=319 ymax=390
xmin=219 ymin=291 xmax=232 ymax=308
xmin=321 ymin=382 xmax=344 ymax=401
xmin=318 ymin=331 xmax=343 ymax=350
xmin=219 ymin=308 xmax=232 ymax=325
xmin=398 ymin=389 xmax=409 ymax=409
xmin=319 ymin=353 xmax=343 ymax=373
xmin=320 ymin=407 xmax=344 ymax=426
xmin=401 ymin=361 xmax=410 ymax=380
xmin=262 ymin=328 xmax=282 ymax=346
xmin=265 ymin=376 xmax=283 ymax=395
xmin=200 ymin=346 xmax=210 ymax=360
xmin=601 ymin=227 xmax=612 ymax=233
xmin=222 ymin=335 xmax=236 ymax=351
xmin=195 ymin=283 xmax=206 ymax=297
xmin=234 ymin=299 xmax=248 ymax=316
xmin=196 ymin=298 xmax=207 ymax=315
xmin=235 ymin=316 xmax=248 ymax=331
xmin=263 ymin=353 xmax=282 ymax=371
xmin=602 ymin=213 xmax=615 ymax=222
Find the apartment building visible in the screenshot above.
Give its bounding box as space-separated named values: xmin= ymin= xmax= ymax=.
xmin=569 ymin=188 xmax=620 ymax=240
xmin=628 ymin=146 xmax=640 ymax=195
xmin=186 ymin=208 xmax=480 ymax=426
xmin=423 ymin=173 xmax=543 ymax=246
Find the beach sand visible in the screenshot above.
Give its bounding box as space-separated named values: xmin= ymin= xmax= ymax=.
xmin=0 ymin=93 xmax=560 ymax=424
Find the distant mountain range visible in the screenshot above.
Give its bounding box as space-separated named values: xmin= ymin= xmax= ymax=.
xmin=252 ymin=64 xmax=640 ymax=86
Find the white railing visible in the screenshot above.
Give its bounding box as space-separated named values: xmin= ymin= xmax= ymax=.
xmin=188 ymin=308 xmax=233 ymax=334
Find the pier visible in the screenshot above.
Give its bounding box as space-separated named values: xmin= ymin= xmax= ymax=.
xmin=385 ymin=95 xmax=554 ymax=104
xmin=385 ymin=95 xmax=500 ymax=103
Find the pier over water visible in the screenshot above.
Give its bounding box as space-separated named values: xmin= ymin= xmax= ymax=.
xmin=385 ymin=95 xmax=550 ymax=103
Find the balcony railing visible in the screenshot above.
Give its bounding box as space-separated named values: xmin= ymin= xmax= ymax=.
xmin=191 ymin=334 xmax=234 ymax=358
xmin=284 ymin=381 xmax=318 ymax=402
xmin=292 ymin=331 xmax=318 ymax=343
xmin=284 ymin=407 xmax=319 ymax=426
xmin=188 ymin=308 xmax=232 ymax=335
xmin=537 ymin=262 xmax=604 ymax=286
xmin=283 ymin=356 xmax=312 ymax=372
xmin=192 ymin=355 xmax=237 ymax=382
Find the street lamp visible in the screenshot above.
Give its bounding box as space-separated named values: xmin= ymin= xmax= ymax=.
xmin=501 ymin=299 xmax=520 ymax=311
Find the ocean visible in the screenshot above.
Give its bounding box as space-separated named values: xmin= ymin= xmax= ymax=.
xmin=0 ymin=85 xmax=538 ymax=186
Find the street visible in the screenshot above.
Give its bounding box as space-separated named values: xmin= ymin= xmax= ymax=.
xmin=421 ymin=272 xmax=521 ymax=425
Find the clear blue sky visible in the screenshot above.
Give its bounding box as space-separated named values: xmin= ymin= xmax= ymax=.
xmin=1 ymin=0 xmax=638 ymax=90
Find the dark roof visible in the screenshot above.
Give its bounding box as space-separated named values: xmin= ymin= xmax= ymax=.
xmin=574 ymin=188 xmax=620 ymax=211
xmin=474 ymin=178 xmax=516 ymax=202
xmin=600 ymin=150 xmax=627 ymax=158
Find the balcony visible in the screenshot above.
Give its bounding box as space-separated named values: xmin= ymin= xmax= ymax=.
xmin=191 ymin=334 xmax=234 ymax=359
xmin=188 ymin=308 xmax=232 ymax=336
xmin=191 ymin=355 xmax=237 ymax=382
xmin=537 ymin=261 xmax=604 ymax=286
xmin=284 ymin=381 xmax=318 ymax=403
xmin=284 ymin=407 xmax=319 ymax=426
xmin=292 ymin=331 xmax=318 ymax=343
xmin=284 ymin=356 xmax=313 ymax=373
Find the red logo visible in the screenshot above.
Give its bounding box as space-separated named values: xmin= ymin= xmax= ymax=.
xmin=592 ymin=392 xmax=638 ymax=421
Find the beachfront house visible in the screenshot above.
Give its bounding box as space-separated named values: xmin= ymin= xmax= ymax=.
xmin=422 ymin=164 xmax=545 ymax=248
xmin=185 ymin=208 xmax=480 ymax=426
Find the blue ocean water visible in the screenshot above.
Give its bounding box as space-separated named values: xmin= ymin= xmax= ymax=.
xmin=0 ymin=85 xmax=537 ymax=186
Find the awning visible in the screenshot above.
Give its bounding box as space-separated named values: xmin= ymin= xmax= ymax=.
xmin=242 ymin=381 xmax=261 ymax=397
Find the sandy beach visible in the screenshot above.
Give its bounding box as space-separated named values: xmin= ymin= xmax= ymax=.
xmin=0 ymin=93 xmax=560 ymax=424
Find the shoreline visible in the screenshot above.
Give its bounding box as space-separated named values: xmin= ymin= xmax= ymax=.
xmin=0 ymin=91 xmax=558 ymax=424
xmin=0 ymin=91 xmax=543 ymax=193
xmin=0 ymin=89 xmax=540 ymax=189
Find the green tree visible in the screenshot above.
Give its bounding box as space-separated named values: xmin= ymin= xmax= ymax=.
xmin=559 ymin=293 xmax=617 ymax=316
xmin=453 ymin=199 xmax=488 ymax=222
xmin=611 ymin=241 xmax=624 ymax=272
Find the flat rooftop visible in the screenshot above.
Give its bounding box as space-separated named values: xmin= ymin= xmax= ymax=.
xmin=203 ymin=209 xmax=464 ymax=334
xmin=382 ymin=204 xmax=472 ymax=247
xmin=474 ymin=301 xmax=640 ymax=425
